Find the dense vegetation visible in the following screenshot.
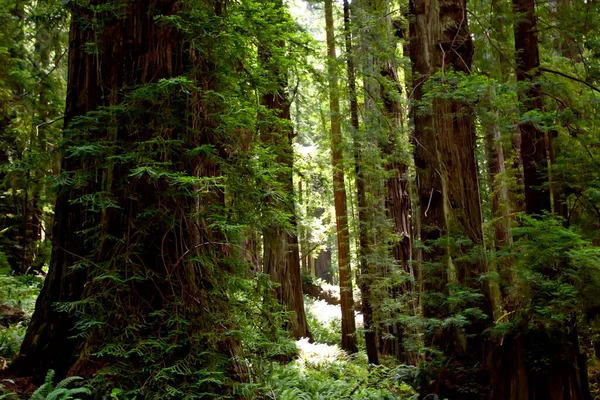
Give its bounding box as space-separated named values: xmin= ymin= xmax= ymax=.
xmin=1 ymin=0 xmax=600 ymax=398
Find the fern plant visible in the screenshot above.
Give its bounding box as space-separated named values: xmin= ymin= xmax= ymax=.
xmin=30 ymin=370 xmax=91 ymax=400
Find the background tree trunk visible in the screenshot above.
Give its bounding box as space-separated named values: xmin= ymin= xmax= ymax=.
xmin=513 ymin=0 xmax=551 ymax=215
xmin=259 ymin=12 xmax=310 ymax=338
xmin=488 ymin=0 xmax=591 ymax=397
xmin=325 ymin=0 xmax=358 ymax=354
xmin=343 ymin=0 xmax=378 ymax=364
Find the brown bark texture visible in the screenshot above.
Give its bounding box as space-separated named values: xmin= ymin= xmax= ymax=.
xmin=325 ymin=0 xmax=358 ymax=354
xmin=259 ymin=23 xmax=310 ymax=339
xmin=409 ymin=0 xmax=492 ymax=396
xmin=10 ymin=1 xmax=244 ymax=392
xmin=513 ymin=0 xmax=551 ymax=215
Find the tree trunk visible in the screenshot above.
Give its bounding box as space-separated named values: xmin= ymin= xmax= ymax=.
xmin=483 ymin=93 xmax=513 ymax=250
xmin=343 ymin=0 xmax=378 ymax=364
xmin=9 ymin=2 xmax=105 ymax=376
xmin=379 ymin=42 xmax=417 ymax=364
xmin=409 ymin=0 xmax=492 ymax=395
xmin=325 ymin=0 xmax=358 ymax=354
xmin=259 ymin=12 xmax=310 ymax=339
xmin=487 ymin=0 xmax=591 ymax=397
xmin=513 ymin=0 xmax=551 ymax=215
xmin=482 ymin=87 xmax=513 ymax=313
xmin=314 ymin=248 xmax=332 ymax=283
xmin=10 ymin=2 xmax=245 ymax=393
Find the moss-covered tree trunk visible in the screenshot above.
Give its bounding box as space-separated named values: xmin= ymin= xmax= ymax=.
xmin=10 ymin=2 xmax=244 ymax=393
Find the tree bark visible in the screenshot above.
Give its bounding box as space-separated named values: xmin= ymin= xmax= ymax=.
xmin=10 ymin=2 xmax=245 ymax=393
xmin=325 ymin=0 xmax=358 ymax=354
xmin=259 ymin=12 xmax=310 ymax=339
xmin=409 ymin=0 xmax=492 ymax=395
xmin=343 ymin=0 xmax=378 ymax=364
xmin=513 ymin=0 xmax=551 ymax=215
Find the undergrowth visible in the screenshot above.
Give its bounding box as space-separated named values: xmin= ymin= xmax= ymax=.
xmin=0 ymin=270 xmax=43 ymax=364
xmin=264 ymin=339 xmax=416 ymax=399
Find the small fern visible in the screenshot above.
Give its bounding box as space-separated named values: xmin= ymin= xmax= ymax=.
xmin=30 ymin=370 xmax=91 ymax=400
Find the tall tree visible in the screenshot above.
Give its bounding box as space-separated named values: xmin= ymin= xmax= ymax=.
xmin=343 ymin=0 xmax=378 ymax=363
xmin=324 ymin=0 xmax=358 ymax=353
xmin=487 ymin=0 xmax=591 ymax=397
xmin=513 ymin=0 xmax=551 ymax=214
xmin=409 ymin=0 xmax=493 ymax=395
xmin=10 ymin=1 xmax=247 ymax=395
xmin=259 ymin=0 xmax=310 ymax=339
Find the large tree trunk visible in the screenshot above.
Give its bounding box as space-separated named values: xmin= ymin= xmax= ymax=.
xmin=324 ymin=0 xmax=358 ymax=354
xmin=409 ymin=0 xmax=493 ymax=396
xmin=10 ymin=2 xmax=244 ymax=393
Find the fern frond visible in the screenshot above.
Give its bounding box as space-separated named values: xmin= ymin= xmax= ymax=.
xmin=54 ymin=376 xmax=83 ymax=391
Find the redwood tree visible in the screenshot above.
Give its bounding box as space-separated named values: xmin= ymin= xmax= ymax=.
xmin=409 ymin=0 xmax=493 ymax=396
xmin=487 ymin=0 xmax=590 ymax=397
xmin=10 ymin=1 xmax=246 ymax=395
xmin=259 ymin=1 xmax=310 ymax=338
xmin=325 ymin=0 xmax=358 ymax=353
xmin=513 ymin=0 xmax=551 ymax=215
xmin=342 ymin=0 xmax=378 ymax=364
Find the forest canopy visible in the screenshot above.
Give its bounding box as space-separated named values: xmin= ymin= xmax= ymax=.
xmin=1 ymin=0 xmax=600 ymax=399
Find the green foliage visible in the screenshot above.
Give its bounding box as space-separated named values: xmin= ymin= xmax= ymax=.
xmin=265 ymin=349 xmax=416 ymax=399
xmin=0 ymin=324 xmax=26 ymax=361
xmin=0 ymin=271 xmax=42 ymax=362
xmin=30 ymin=370 xmax=91 ymax=400
xmin=496 ymin=215 xmax=600 ymax=330
xmin=0 ymin=273 xmax=43 ymax=312
xmin=304 ymin=297 xmax=342 ymax=346
xmin=0 ymin=0 xmax=67 ymax=274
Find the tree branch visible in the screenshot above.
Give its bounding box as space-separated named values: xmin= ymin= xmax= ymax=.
xmin=539 ymin=67 xmax=600 ymax=94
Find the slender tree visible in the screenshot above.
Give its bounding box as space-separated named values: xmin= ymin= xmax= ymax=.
xmin=324 ymin=0 xmax=358 ymax=353
xmin=342 ymin=0 xmax=378 ymax=363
